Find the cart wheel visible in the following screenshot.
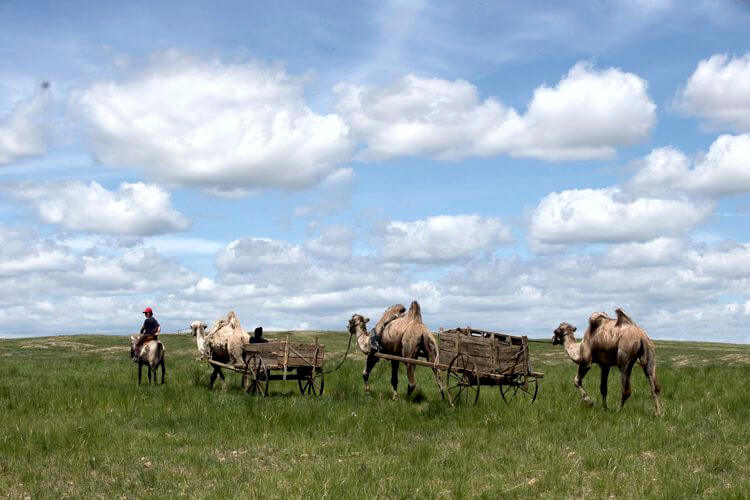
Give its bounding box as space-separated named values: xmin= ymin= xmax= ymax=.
xmin=297 ymin=368 xmax=324 ymax=396
xmin=446 ymin=354 xmax=480 ymax=405
xmin=499 ymin=375 xmax=538 ymax=404
xmin=244 ymin=355 xmax=269 ymax=397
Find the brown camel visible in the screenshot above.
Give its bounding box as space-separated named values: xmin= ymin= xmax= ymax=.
xmin=130 ymin=335 xmax=165 ymax=385
xmin=348 ymin=301 xmax=445 ymax=400
xmin=553 ymin=308 xmax=662 ymax=415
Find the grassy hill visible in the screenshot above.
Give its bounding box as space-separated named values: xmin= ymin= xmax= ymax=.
xmin=1 ymin=332 xmax=748 ymax=497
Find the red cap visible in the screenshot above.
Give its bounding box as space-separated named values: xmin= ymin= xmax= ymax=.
xmin=143 ymin=307 xmax=153 ymax=314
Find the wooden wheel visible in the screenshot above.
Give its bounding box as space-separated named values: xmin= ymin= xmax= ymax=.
xmin=244 ymin=355 xmax=269 ymax=397
xmin=446 ymin=354 xmax=480 ymax=405
xmin=297 ymin=368 xmax=324 ymax=396
xmin=499 ymin=375 xmax=538 ymax=404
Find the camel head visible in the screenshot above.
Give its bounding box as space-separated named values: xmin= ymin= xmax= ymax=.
xmin=552 ymin=322 xmax=576 ymax=345
xmin=348 ymin=314 xmax=369 ymax=335
xmin=348 ymin=314 xmax=371 ymax=354
xmin=190 ymin=321 xmax=207 ymax=336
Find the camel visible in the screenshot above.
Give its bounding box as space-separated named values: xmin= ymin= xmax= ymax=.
xmin=552 ymin=308 xmax=662 ymax=415
xmin=191 ymin=311 xmax=250 ymax=390
xmin=129 ymin=335 xmax=165 ymax=385
xmin=190 ymin=320 xmax=210 ymax=359
xmin=348 ymin=301 xmax=445 ymax=400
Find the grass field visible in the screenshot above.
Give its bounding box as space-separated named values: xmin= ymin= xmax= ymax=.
xmin=1 ymin=331 xmax=749 ymax=498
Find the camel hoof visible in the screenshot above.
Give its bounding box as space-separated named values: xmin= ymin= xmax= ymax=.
xmin=583 ymin=398 xmax=594 ymax=407
xmin=391 ymin=393 xmax=399 ymax=401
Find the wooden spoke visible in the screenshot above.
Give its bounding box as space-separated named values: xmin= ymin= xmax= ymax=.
xmin=446 ymin=354 xmax=480 ymax=406
xmin=244 ymin=355 xmax=269 ymax=397
xmin=297 ymin=368 xmax=324 ymax=396
xmin=499 ymin=375 xmax=538 ymax=404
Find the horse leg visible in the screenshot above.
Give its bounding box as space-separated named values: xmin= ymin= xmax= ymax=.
xmin=138 ymin=362 xmax=143 ymax=385
xmin=618 ymin=356 xmax=637 ymax=411
xmin=391 ymin=360 xmax=400 ymax=400
xmin=362 ymin=353 xmax=379 ymax=394
xmin=599 ymin=365 xmax=610 ymax=410
xmin=574 ymin=363 xmax=593 ymax=406
xmin=160 ymin=358 xmax=166 ymax=385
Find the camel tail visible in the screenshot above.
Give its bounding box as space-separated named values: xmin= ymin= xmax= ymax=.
xmin=406 ymin=301 xmax=422 ymax=323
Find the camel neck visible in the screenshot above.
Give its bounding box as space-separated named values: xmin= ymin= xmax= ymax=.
xmin=561 ymin=333 xmax=583 ymax=364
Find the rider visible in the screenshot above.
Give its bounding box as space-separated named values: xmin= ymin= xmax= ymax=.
xmin=132 ymin=307 xmax=161 ymax=361
xmin=249 ymin=326 xmax=268 ymax=344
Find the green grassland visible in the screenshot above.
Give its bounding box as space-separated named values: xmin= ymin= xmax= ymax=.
xmin=1 ymin=331 xmax=749 ymax=498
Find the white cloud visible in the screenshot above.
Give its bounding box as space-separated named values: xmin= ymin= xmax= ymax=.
xmin=13 ymin=180 xmax=189 ymax=236
xmin=628 ymin=134 xmax=750 ymax=197
xmin=0 ymin=83 xmax=51 ymax=165
xmin=334 ymin=61 xmax=655 ymax=162
xmin=603 ymin=237 xmax=686 ymax=268
xmin=0 ymin=226 xmax=75 ymax=277
xmin=216 ymin=237 xmax=308 ymax=275
xmin=379 ymin=214 xmax=513 ymax=262
xmin=529 ymin=187 xmax=713 ymax=245
xmin=675 ymin=53 xmax=750 ymax=131
xmin=71 ymin=51 xmax=353 ymax=191
xmin=304 ymin=225 xmax=354 ymax=260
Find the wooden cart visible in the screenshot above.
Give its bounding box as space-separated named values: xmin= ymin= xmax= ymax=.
xmin=208 ymin=337 xmax=325 ymax=397
xmin=372 ymin=328 xmax=543 ymax=405
xmin=438 ymin=328 xmax=543 ymax=405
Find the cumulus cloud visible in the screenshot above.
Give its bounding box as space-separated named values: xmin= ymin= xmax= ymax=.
xmin=11 ymin=180 xmax=189 ymax=236
xmin=335 ymin=61 xmax=655 ymax=162
xmin=71 ymin=51 xmax=352 ymax=191
xmin=628 ymin=134 xmax=750 ymax=197
xmin=379 ymin=214 xmax=513 ymax=262
xmin=529 ymin=187 xmax=713 ymax=245
xmin=675 ymin=53 xmax=750 ymax=131
xmin=304 ymin=225 xmax=354 ymax=260
xmin=0 ymin=83 xmax=51 ymax=165
xmin=602 ymin=237 xmax=686 ymax=268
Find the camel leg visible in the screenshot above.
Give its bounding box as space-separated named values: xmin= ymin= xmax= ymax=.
xmin=210 ymin=366 xmax=227 ymax=391
xmin=599 ymin=365 xmax=610 ymax=410
xmin=574 ymin=363 xmax=593 ymax=406
xmin=406 ymin=364 xmax=417 ymax=398
xmin=421 ymin=334 xmax=445 ymax=398
xmin=362 ymin=353 xmax=379 ymax=394
xmin=618 ymin=357 xmax=637 ymax=411
xmin=391 ymin=360 xmax=400 ymax=400
xmin=641 ymin=354 xmax=663 ymax=416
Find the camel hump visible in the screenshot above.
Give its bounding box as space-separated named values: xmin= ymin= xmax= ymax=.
xmin=615 ymin=308 xmax=634 ymax=326
xmin=406 ymin=301 xmax=422 ymax=322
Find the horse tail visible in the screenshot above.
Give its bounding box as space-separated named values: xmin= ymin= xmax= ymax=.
xmin=406 ymin=301 xmax=422 ymax=323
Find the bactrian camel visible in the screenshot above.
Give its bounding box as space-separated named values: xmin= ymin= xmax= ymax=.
xmin=348 ymin=301 xmax=445 ymax=400
xmin=191 ymin=320 xmax=210 ymax=359
xmin=130 ymin=334 xmax=165 ymax=385
xmin=191 ymin=311 xmax=250 ymax=390
xmin=553 ymin=308 xmax=662 ymax=415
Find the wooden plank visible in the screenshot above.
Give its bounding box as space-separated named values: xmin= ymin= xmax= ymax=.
xmin=373 ymin=352 xmax=442 ymax=369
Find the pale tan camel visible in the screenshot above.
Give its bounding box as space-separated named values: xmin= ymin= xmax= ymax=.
xmin=348 ymin=301 xmax=445 ymax=400
xmin=129 ymin=335 xmax=165 ymax=385
xmin=190 ymin=320 xmax=210 ymax=359
xmin=553 ymin=308 xmax=662 ymax=415
xmin=199 ymin=311 xmax=250 ymax=389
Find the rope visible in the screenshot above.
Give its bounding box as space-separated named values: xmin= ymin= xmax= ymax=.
xmin=324 ymin=330 xmax=356 ymax=374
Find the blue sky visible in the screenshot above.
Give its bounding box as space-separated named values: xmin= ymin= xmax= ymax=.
xmin=1 ymin=0 xmax=750 ymax=342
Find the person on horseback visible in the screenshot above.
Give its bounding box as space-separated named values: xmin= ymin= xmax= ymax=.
xmin=132 ymin=307 xmax=161 ymax=362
